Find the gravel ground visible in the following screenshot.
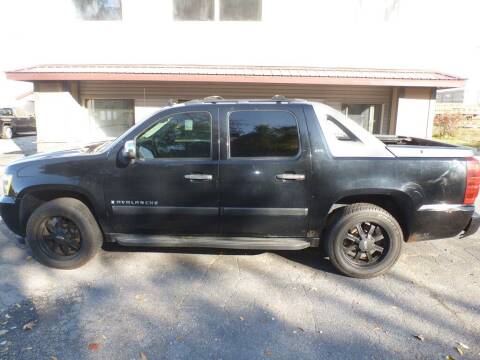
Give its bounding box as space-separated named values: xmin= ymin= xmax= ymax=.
xmin=0 ymin=136 xmax=479 ymax=360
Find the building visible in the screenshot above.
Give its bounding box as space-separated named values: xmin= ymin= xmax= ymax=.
xmin=2 ymin=0 xmax=474 ymax=150
xmin=6 ymin=64 xmax=463 ymax=151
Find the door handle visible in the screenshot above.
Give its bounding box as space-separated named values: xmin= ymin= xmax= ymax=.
xmin=184 ymin=174 xmax=213 ymax=181
xmin=276 ymin=173 xmax=305 ymax=181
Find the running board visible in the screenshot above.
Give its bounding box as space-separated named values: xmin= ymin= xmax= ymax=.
xmin=111 ymin=234 xmax=311 ymax=250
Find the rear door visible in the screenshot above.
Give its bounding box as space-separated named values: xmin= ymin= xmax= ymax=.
xmin=218 ymin=104 xmax=311 ymax=237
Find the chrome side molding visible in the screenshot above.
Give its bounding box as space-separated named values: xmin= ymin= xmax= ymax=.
xmin=418 ymin=204 xmax=475 ymax=212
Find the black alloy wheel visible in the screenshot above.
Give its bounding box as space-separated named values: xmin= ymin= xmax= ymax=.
xmin=39 ymin=216 xmax=82 ymax=258
xmin=325 ymin=203 xmax=403 ymax=278
xmin=26 ymin=198 xmax=103 ymax=269
xmin=341 ymin=222 xmax=388 ymax=266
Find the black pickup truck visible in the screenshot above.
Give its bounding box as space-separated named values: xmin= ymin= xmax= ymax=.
xmin=1 ymin=97 xmax=479 ymax=278
xmin=0 ymin=107 xmax=36 ymax=139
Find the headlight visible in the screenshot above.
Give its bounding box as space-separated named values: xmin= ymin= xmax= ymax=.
xmin=2 ymin=174 xmax=13 ymax=196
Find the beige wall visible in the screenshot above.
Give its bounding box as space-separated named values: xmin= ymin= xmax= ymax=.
xmin=34 ymin=82 xmax=91 ymax=151
xmin=395 ymin=87 xmax=436 ymax=138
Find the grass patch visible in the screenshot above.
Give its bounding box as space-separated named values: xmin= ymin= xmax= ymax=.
xmin=433 ymin=119 xmax=480 ymax=150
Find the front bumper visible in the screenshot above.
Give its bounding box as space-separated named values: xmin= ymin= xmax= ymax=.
xmin=0 ymin=195 xmax=22 ymax=235
xmin=461 ymin=212 xmax=480 ymax=238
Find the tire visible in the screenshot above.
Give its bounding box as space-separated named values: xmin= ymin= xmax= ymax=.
xmin=2 ymin=126 xmax=13 ymax=139
xmin=325 ymin=203 xmax=403 ymax=278
xmin=26 ymin=198 xmax=103 ymax=269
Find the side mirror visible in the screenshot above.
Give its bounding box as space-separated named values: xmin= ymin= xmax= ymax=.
xmin=122 ymin=140 xmax=137 ymax=160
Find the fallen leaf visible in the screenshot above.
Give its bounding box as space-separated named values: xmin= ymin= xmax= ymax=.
xmin=51 ymin=356 xmax=58 ymax=360
xmin=15 ymin=304 xmax=21 ymax=309
xmin=455 ymin=346 xmax=464 ymax=355
xmin=446 ymin=356 xmax=456 ymax=360
xmin=297 ymin=327 xmax=305 ymax=332
xmin=88 ymin=343 xmax=101 ymax=351
xmin=0 ymin=330 xmax=8 ymax=336
xmin=457 ymin=342 xmax=469 ymax=350
xmin=102 ymin=335 xmax=107 ymax=340
xmin=239 ymin=316 xmax=244 ymax=321
xmin=22 ymin=320 xmax=37 ymax=331
xmin=414 ymin=334 xmax=425 ymax=342
xmin=140 ymin=352 xmax=148 ymax=360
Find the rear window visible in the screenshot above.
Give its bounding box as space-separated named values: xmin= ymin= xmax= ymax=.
xmin=229 ymin=110 xmax=300 ymax=158
xmin=326 ymin=115 xmax=358 ymax=141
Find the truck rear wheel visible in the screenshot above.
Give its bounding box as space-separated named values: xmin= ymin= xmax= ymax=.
xmin=325 ymin=203 xmax=403 ymax=278
xmin=26 ymin=198 xmax=103 ymax=269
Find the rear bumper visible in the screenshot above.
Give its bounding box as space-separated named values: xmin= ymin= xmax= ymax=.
xmin=408 ymin=204 xmax=476 ymax=242
xmin=0 ymin=195 xmax=22 ymax=236
xmin=461 ymin=211 xmax=480 ymax=238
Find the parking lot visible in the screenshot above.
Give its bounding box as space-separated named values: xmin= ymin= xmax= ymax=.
xmin=0 ymin=136 xmax=479 ymax=360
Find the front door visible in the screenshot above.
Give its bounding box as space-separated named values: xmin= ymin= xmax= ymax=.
xmin=105 ymin=108 xmax=219 ymax=235
xmin=218 ymin=105 xmax=311 ymax=237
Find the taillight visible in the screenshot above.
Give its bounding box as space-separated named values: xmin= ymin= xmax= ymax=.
xmin=464 ymin=158 xmax=480 ymax=205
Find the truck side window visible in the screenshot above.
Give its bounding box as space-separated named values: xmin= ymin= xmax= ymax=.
xmin=136 ymin=112 xmax=212 ymax=159
xmin=326 ymin=115 xmax=358 ymax=141
xmin=229 ymin=110 xmax=299 ymax=158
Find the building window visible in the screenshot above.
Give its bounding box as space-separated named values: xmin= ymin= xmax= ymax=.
xmin=137 ymin=112 xmax=212 ymax=159
xmin=342 ymin=104 xmax=383 ymax=134
xmin=73 ymin=0 xmax=122 ymax=21
xmin=87 ymin=99 xmax=134 ymax=138
xmin=229 ymin=110 xmax=299 ymax=158
xmin=220 ymin=0 xmax=262 ymax=21
xmin=173 ymin=0 xmax=261 ymax=21
xmin=173 ymin=0 xmax=214 ymax=21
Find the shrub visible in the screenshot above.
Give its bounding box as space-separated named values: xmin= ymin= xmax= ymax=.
xmin=434 ymin=113 xmax=462 ymax=137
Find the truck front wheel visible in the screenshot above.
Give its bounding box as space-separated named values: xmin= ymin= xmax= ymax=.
xmin=325 ymin=203 xmax=403 ymax=278
xmin=2 ymin=126 xmax=13 ymax=139
xmin=26 ymin=198 xmax=103 ymax=269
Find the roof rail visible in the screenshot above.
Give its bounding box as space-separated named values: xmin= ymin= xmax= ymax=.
xmin=183 ymin=95 xmax=306 ymax=105
xmin=272 ymin=94 xmax=288 ymax=102
xmin=203 ymin=95 xmax=224 ymax=102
